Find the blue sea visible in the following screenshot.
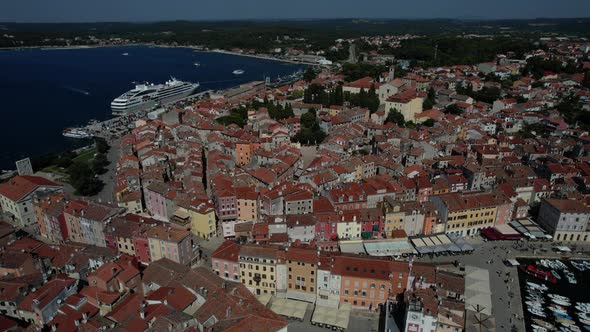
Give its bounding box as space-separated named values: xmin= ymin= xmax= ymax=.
xmin=0 ymin=46 xmax=306 ymax=170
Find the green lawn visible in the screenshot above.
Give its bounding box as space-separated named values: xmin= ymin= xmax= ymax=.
xmin=72 ymin=147 xmax=97 ymax=163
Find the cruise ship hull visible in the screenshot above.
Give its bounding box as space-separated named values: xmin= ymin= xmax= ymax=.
xmin=111 ymin=82 xmax=198 ymax=116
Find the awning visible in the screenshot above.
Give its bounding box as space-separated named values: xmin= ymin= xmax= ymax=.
xmin=312 ymin=303 xmax=351 ymax=329
xmin=270 ymin=298 xmax=307 ymax=319
xmin=339 ymin=240 xmax=366 ymax=255
xmin=364 ymin=239 xmax=415 ymax=256
xmin=505 ymin=259 xmax=520 ymax=266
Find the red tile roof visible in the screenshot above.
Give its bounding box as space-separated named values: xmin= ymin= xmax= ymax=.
xmin=0 ymin=175 xmax=61 ymax=202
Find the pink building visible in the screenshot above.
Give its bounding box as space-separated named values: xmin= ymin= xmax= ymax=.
xmin=144 ymin=182 xmax=170 ymax=221
xmin=315 ymin=212 xmax=338 ymax=241
xmin=211 ymin=240 xmax=241 ymax=282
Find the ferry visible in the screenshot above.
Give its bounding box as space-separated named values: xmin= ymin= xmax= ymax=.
xmin=63 ymin=128 xmax=93 ymax=139
xmin=111 ymin=77 xmax=199 ymax=115
xmin=232 ymin=69 xmax=245 ymax=75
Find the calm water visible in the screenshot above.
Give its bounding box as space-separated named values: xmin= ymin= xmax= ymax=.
xmin=0 ymin=46 xmax=305 ymax=169
xmin=518 ymin=258 xmax=590 ymax=331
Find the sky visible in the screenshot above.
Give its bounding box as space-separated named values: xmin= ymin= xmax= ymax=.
xmin=1 ymin=0 xmax=589 ymax=22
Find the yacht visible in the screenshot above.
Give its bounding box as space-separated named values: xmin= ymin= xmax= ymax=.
xmin=111 ymin=78 xmax=199 ymax=115
xmin=232 ymin=69 xmax=245 ymax=75
xmin=63 ymin=128 xmax=93 ymax=139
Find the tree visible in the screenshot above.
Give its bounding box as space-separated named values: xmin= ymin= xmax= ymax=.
xmin=446 ymin=104 xmax=463 ymax=115
xmin=422 ymin=119 xmax=436 ymax=127
xmin=423 ymin=87 xmax=436 ymax=110
xmin=303 ymin=67 xmax=317 ymax=83
xmin=300 ymin=111 xmax=317 ymax=128
xmin=385 ymin=108 xmax=405 ymax=127
xmin=92 ymin=153 xmax=109 ymax=175
xmin=67 ymin=161 xmax=103 ymax=196
xmin=95 ymin=137 xmax=110 ymax=154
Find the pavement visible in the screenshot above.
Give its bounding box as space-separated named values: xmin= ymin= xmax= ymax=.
xmin=287 ymin=304 xmax=379 ymax=332
xmin=90 ymin=138 xmax=120 ymax=204
xmin=415 ymin=236 xmax=590 ymax=332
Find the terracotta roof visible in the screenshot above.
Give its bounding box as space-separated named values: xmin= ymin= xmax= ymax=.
xmin=544 ymin=198 xmax=590 ymax=213
xmin=212 ymin=240 xmax=241 ymax=262
xmin=0 ymin=175 xmax=61 ymax=202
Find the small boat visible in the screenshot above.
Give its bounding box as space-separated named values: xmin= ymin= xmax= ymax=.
xmin=529 ymin=307 xmax=547 ymax=317
xmin=540 ymin=259 xmax=550 ymax=268
xmin=580 ymin=313 xmax=590 ymax=321
xmin=532 ymin=319 xmax=555 ymax=330
xmin=232 ymin=69 xmax=245 ymax=75
xmin=549 ymin=305 xmax=568 ymax=313
xmin=571 ymin=261 xmax=586 ymax=271
xmin=554 ymin=260 xmax=568 ymax=269
xmin=122 ymin=52 xmax=129 ymax=56
xmin=531 ymin=325 xmax=548 ymax=332
xmin=62 ymin=128 xmax=93 ymax=139
xmin=549 ymin=294 xmax=570 ymax=302
xmin=553 ymin=311 xmax=572 ymax=320
xmin=565 ymin=271 xmax=577 ymax=284
xmin=527 ymin=300 xmax=545 ymax=307
xmin=551 ymin=270 xmax=562 ymax=280
xmin=556 ymin=317 xmax=576 ymax=325
xmin=521 ymin=265 xmax=557 ymax=283
xmin=527 ymin=281 xmax=549 ymax=291
xmin=552 ymin=298 xmax=572 ymax=307
xmin=577 ymin=303 xmax=590 ymax=313
xmin=580 ymin=318 xmax=590 ymax=325
xmin=194 ymin=62 xmax=200 ymax=67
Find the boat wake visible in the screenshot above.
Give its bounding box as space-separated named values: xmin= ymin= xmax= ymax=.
xmin=64 ymin=86 xmax=90 ymax=96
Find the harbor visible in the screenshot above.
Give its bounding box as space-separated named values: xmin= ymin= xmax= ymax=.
xmin=518 ymin=258 xmax=590 ymax=332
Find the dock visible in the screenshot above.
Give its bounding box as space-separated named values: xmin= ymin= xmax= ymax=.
xmin=83 ymin=89 xmax=213 ymax=140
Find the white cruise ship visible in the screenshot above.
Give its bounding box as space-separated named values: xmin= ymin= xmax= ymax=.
xmin=111 ymin=78 xmax=199 ymax=115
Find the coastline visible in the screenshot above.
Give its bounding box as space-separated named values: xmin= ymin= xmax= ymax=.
xmin=0 ymin=44 xmax=308 ymax=172
xmin=0 ymin=43 xmax=320 ymax=65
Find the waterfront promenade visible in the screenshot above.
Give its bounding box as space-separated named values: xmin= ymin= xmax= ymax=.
xmin=417 ymin=237 xmax=590 ymax=332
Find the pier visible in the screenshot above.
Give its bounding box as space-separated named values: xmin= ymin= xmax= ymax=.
xmin=83 ymin=89 xmax=213 ymax=140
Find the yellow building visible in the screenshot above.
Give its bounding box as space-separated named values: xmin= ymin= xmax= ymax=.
xmin=187 ymin=201 xmax=217 ymax=240
xmin=236 ymin=187 xmax=259 ymax=222
xmin=239 ymin=245 xmax=278 ymax=295
xmin=384 ymin=90 xmax=423 ymax=122
xmin=430 ymin=192 xmax=501 ymax=237
xmin=286 ymin=247 xmax=317 ymax=303
xmin=147 ymin=226 xmax=193 ymax=265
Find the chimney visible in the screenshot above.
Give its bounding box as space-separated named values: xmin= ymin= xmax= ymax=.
xmin=140 ymin=310 xmax=145 ymax=319
xmin=226 ymin=306 xmax=232 ymax=318
xmin=82 ymin=312 xmax=88 ymax=320
xmin=51 ymin=325 xmax=57 ymax=332
xmin=74 ymin=320 xmax=80 ymax=327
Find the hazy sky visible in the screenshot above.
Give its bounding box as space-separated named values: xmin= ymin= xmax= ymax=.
xmin=1 ymin=0 xmax=589 ymax=22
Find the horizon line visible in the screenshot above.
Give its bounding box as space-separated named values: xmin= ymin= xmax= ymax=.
xmin=2 ymin=16 xmax=590 ymax=24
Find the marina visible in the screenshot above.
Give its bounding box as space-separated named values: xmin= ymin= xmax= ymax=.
xmin=518 ymin=258 xmax=590 ymax=332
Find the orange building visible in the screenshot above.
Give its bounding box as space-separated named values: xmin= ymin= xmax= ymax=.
xmin=236 ymin=141 xmax=261 ymax=166
xmin=286 ymin=247 xmax=317 ymax=303
xmin=332 ymin=256 xmax=409 ymax=310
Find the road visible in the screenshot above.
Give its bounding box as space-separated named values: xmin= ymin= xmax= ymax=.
xmin=90 ymin=138 xmax=120 ymax=204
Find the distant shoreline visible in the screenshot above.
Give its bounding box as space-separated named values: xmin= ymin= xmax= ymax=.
xmin=0 ymin=43 xmax=319 ymax=65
